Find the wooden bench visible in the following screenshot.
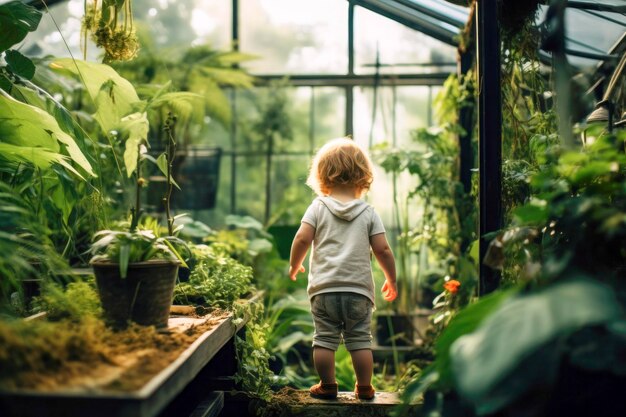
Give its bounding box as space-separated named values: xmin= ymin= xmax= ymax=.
xmin=0 ymin=313 xmax=244 ymax=417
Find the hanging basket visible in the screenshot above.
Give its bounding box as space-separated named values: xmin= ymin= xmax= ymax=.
xmin=91 ymin=259 xmax=180 ymax=329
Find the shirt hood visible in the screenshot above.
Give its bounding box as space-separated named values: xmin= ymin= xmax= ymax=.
xmin=318 ymin=196 xmax=369 ymax=221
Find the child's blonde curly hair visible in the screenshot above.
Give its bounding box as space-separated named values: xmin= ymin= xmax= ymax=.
xmin=306 ymin=137 xmax=374 ymax=197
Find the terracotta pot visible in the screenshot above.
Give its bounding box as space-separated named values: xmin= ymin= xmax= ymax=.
xmin=91 ymin=259 xmax=180 ymax=329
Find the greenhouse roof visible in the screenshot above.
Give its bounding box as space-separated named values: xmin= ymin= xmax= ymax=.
xmin=351 ymin=0 xmax=467 ymax=45
xmin=355 ymin=0 xmax=626 ymax=69
xmin=15 ymin=0 xmax=626 ymax=72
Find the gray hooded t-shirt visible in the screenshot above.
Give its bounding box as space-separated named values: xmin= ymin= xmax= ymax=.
xmin=301 ymin=196 xmax=385 ymax=304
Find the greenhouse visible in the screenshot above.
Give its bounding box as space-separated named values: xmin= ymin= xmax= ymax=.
xmin=0 ymin=0 xmax=625 ymax=416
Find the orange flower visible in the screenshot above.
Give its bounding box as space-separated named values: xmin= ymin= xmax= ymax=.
xmin=443 ymin=279 xmax=461 ymax=294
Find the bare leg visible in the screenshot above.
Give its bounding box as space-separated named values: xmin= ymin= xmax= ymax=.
xmin=313 ymin=347 xmax=336 ymax=384
xmin=349 ymin=349 xmax=373 ymax=386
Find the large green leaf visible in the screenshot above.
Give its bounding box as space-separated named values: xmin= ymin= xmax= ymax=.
xmin=146 ymin=91 xmax=204 ymax=124
xmin=0 ymin=1 xmax=42 ymax=53
xmin=197 ymin=66 xmax=255 ymax=89
xmin=0 ymin=94 xmax=94 ymax=177
xmin=119 ymin=112 xmax=149 ymax=177
xmin=451 ymin=279 xmax=623 ymax=414
xmin=0 ymin=142 xmax=80 ymax=177
xmin=187 ymin=76 xmax=231 ymax=126
xmin=434 ymin=289 xmax=514 ymax=387
xmin=214 ymin=51 xmax=259 ymax=66
xmin=50 ymin=58 xmax=139 ymax=117
xmin=5 ymin=49 xmax=36 ymax=80
xmin=93 ymin=80 xmax=122 ymax=134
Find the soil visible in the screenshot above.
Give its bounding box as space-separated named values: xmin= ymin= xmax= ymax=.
xmin=255 ymin=387 xmax=406 ymax=417
xmin=0 ymin=309 xmax=228 ymax=393
xmin=256 ymin=387 xmax=361 ymax=417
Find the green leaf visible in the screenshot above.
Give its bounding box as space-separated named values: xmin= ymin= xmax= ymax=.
xmin=0 ymin=142 xmax=80 ymax=177
xmin=93 ymin=80 xmax=121 ymax=134
xmin=451 ymin=279 xmax=623 ymax=414
xmin=119 ymin=112 xmax=149 ymax=177
xmin=154 ymin=153 xmax=181 ymax=190
xmin=119 ymin=242 xmax=130 ymax=279
xmin=512 ymin=199 xmax=548 ymax=225
xmin=0 ymin=93 xmax=94 ymax=177
xmin=248 ymin=238 xmax=273 ymax=256
xmin=0 ymin=1 xmax=42 ymax=53
xmin=187 ymin=77 xmax=231 ymax=126
xmin=146 ymin=91 xmax=203 ymax=123
xmin=50 ymin=183 xmax=72 ymax=223
xmin=162 ymin=238 xmax=188 ymax=268
xmin=215 ymin=51 xmax=259 ymax=65
xmin=434 ymin=289 xmax=515 ymax=387
xmin=571 ymin=160 xmax=616 ymax=185
xmin=50 ymin=58 xmax=139 ymax=117
xmin=5 ymin=49 xmax=36 ymax=80
xmin=225 ymin=215 xmax=264 ymax=231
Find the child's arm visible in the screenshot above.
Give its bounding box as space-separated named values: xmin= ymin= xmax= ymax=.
xmin=370 ymin=233 xmax=397 ymax=302
xmin=289 ymin=223 xmax=315 ymax=281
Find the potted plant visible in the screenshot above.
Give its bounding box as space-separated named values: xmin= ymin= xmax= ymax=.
xmin=90 ymin=113 xmax=188 ymax=328
xmin=89 ymin=228 xmax=186 ymax=328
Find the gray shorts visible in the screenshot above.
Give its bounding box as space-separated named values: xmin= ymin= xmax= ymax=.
xmin=310 ymin=292 xmax=373 ymax=351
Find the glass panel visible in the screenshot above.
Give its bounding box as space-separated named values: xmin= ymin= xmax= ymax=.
xmin=21 ymin=0 xmax=231 ymax=60
xmin=236 ymin=86 xmax=313 ymax=153
xmin=354 ymin=6 xmax=457 ymax=75
xmin=200 ymin=115 xmax=231 ymax=150
xmin=537 ymin=5 xmax=626 ymax=68
xmin=350 ymin=86 xmax=432 ymax=227
xmin=313 ymin=87 xmax=346 ymax=149
xmin=404 ymin=0 xmax=469 ymax=25
xmin=270 ymin=155 xmax=314 ymax=225
xmin=212 ymin=152 xmax=233 ymax=224
xmin=21 ymin=0 xmax=98 ymax=60
xmin=353 ymin=86 xmax=431 ymax=148
xmin=234 ymin=155 xmax=266 ymax=220
xmin=240 ymin=0 xmax=348 ymax=74
xmin=135 ymin=0 xmax=231 ymax=50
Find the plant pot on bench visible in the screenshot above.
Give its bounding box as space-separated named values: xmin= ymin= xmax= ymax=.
xmin=92 ymin=259 xmax=180 ymax=329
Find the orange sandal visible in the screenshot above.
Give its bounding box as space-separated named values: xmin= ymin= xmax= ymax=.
xmin=355 ymin=383 xmax=376 ymax=400
xmin=310 ymin=381 xmax=338 ymax=399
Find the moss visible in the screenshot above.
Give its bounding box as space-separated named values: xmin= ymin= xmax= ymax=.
xmin=33 ymin=281 xmax=102 ymax=322
xmin=0 ymin=312 xmax=225 ymax=391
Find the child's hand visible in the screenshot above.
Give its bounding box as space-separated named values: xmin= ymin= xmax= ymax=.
xmin=381 ymin=280 xmax=397 ymax=302
xmin=289 ymin=265 xmax=305 ymax=281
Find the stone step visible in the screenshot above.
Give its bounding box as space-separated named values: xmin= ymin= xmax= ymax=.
xmin=256 ymin=388 xmax=421 ymax=417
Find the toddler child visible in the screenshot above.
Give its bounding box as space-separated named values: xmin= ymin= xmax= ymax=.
xmin=289 ymin=137 xmax=397 ymax=400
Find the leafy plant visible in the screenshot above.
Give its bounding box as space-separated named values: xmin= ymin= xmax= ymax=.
xmin=372 ymin=128 xmax=474 ymax=313
xmin=113 ymin=44 xmax=255 ymax=148
xmin=233 ymin=303 xmax=276 ymax=401
xmin=0 ymin=3 xmax=106 ymax=264
xmin=0 ymin=1 xmax=41 ymax=57
xmin=173 ymin=244 xmax=253 ymax=309
xmin=89 ymin=228 xmax=188 ymax=278
xmin=32 ymin=281 xmax=102 ymax=322
xmin=405 ymin=131 xmax=626 ymax=417
xmin=0 ymin=184 xmax=69 ymax=309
